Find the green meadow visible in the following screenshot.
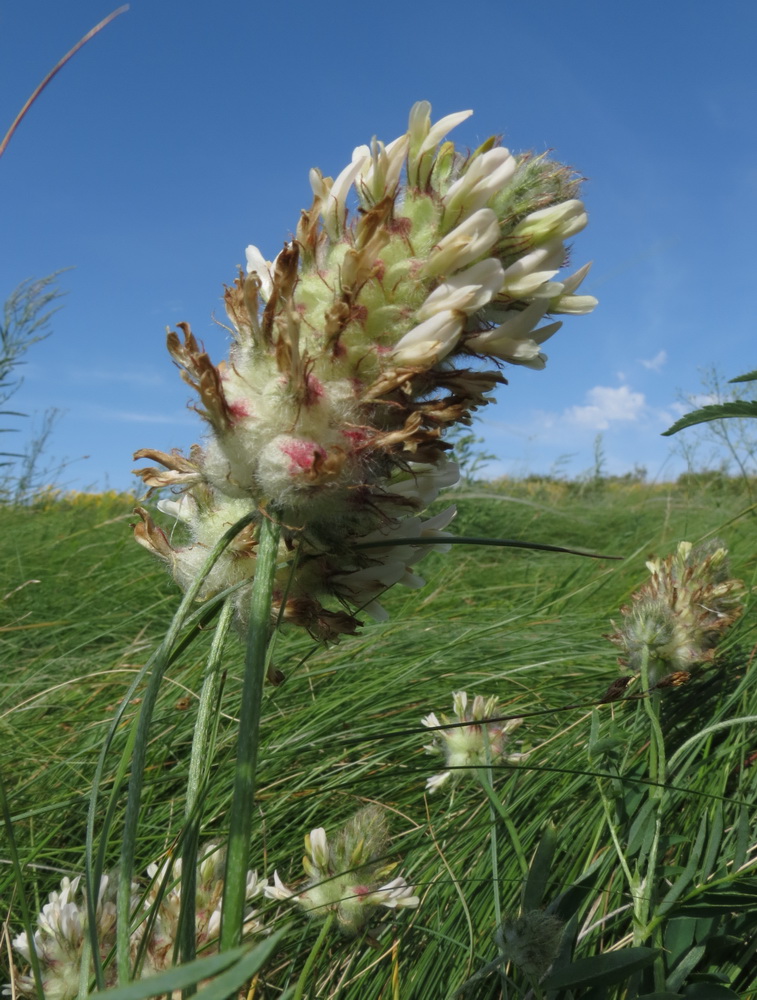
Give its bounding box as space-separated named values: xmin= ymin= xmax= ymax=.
xmin=2 ymin=476 xmax=756 ymax=998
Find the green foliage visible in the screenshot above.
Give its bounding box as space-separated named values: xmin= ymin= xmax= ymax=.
xmin=2 ymin=480 xmax=757 ymax=998
xmin=87 ymin=934 xmax=288 ymax=1000
xmin=663 ymin=400 xmax=757 ymax=436
xmin=0 ymin=272 xmax=68 ymax=500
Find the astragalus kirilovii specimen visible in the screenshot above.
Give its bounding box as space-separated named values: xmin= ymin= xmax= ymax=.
xmin=7 ymin=844 xmax=264 ymax=998
xmin=265 ymin=806 xmax=418 ymax=934
xmin=133 ymin=101 xmax=596 ymax=640
xmin=608 ymin=540 xmax=744 ymax=685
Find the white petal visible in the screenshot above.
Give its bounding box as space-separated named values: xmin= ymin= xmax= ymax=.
xmin=467 ymin=298 xmax=550 ymax=350
xmin=366 ymin=876 xmax=420 ymax=909
xmin=559 ymin=261 xmax=593 ymax=296
xmin=423 ymin=209 xmax=501 ymax=278
xmin=245 ymin=245 xmax=273 ymax=301
xmin=322 ymin=156 xmax=367 ymax=237
xmin=308 ymin=828 xmax=330 ymax=868
xmin=425 ymin=771 xmax=452 ymax=793
xmin=417 ymin=259 xmax=505 ymax=320
xmin=511 ymin=199 xmax=588 ymax=242
xmin=264 ymin=871 xmax=295 ymax=901
xmin=443 ymin=147 xmax=517 ymax=218
xmin=551 ymin=294 xmax=598 ymax=315
xmin=391 ymin=311 xmax=464 ymax=366
xmin=452 ymin=691 xmax=468 ymax=717
xmin=469 ymin=321 xmax=562 ymax=366
xmin=420 ymin=109 xmax=473 ymax=155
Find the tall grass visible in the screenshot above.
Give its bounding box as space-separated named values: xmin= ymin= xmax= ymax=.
xmin=2 ymin=478 xmax=756 ymax=997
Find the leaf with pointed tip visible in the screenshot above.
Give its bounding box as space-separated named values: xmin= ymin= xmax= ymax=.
xmin=683 ymin=985 xmax=740 ymax=999
xmin=521 ymin=822 xmax=557 ymax=913
xmin=729 ymin=369 xmax=757 ymax=383
xmin=543 ymin=946 xmax=659 ymax=990
xmin=87 ymin=931 xmax=286 ymax=1000
xmin=636 ymin=993 xmax=684 ymax=999
xmin=658 ymin=811 xmax=708 ymax=915
xmin=662 ymin=401 xmax=757 ymax=436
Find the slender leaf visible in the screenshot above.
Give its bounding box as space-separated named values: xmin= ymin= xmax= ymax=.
xmin=220 ymin=514 xmax=282 ymax=950
xmin=521 ymin=822 xmax=557 ymax=913
xmin=636 ymin=994 xmax=685 ymax=999
xmin=701 ymin=803 xmax=724 ymax=880
xmin=544 ymin=946 xmax=659 ymax=989
xmin=87 ymin=932 xmax=284 ymax=1000
xmin=732 ymin=804 xmax=749 ymax=870
xmin=658 ymin=811 xmax=708 ymax=915
xmin=665 ymin=943 xmax=706 ymax=993
xmin=682 ymin=985 xmax=740 ymax=999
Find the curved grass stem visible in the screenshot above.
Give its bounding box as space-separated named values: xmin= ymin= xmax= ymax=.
xmin=292 ymin=914 xmax=335 ymax=1000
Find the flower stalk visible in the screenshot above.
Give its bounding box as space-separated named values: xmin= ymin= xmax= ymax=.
xmin=291 ymin=913 xmax=335 ymax=1000
xmin=220 ymin=513 xmax=282 ymax=950
xmin=181 ymin=597 xmax=236 ymax=969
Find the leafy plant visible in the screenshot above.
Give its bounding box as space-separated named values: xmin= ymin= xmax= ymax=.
xmin=0 ymin=273 xmax=67 ymax=501
xmin=663 ymin=369 xmax=757 ymax=436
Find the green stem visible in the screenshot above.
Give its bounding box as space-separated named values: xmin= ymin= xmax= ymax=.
xmin=477 ymin=772 xmax=529 ymax=879
xmin=220 ymin=514 xmax=281 ymax=950
xmin=178 ymin=599 xmax=235 ymax=977
xmin=479 ymin=773 xmax=508 ymax=1000
xmin=115 ymin=513 xmax=256 ymax=983
xmin=293 ymin=914 xmax=335 ymax=1000
xmin=186 ymin=598 xmax=235 ymax=814
xmin=637 ymin=645 xmax=667 ymax=992
xmin=0 ymin=770 xmax=45 ymax=1000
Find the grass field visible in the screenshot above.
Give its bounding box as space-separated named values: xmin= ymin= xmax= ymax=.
xmin=2 ymin=476 xmax=756 ymax=999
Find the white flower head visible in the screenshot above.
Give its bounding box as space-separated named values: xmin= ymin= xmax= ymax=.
xmin=134 ymin=102 xmax=594 ymax=643
xmin=7 ymin=874 xmax=116 ymax=1000
xmin=423 ymin=690 xmax=525 ymax=793
xmin=133 ymin=841 xmax=265 ymax=972
xmin=265 ymin=806 xmax=419 ymax=935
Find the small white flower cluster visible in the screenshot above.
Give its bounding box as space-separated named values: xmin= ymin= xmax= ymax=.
xmin=131 ymin=841 xmax=264 ymax=972
xmin=8 ymin=874 xmax=115 ymax=1000
xmin=422 ymin=690 xmax=526 ymax=793
xmin=7 ymin=844 xmax=263 ymax=999
xmin=265 ymin=806 xmax=418 ymax=935
xmin=134 ymin=101 xmax=595 ymax=640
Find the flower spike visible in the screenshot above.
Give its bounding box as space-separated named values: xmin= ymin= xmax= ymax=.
xmin=134 ymin=102 xmax=595 ymax=640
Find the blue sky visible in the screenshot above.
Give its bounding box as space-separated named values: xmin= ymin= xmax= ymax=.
xmin=1 ymin=0 xmax=755 ymax=491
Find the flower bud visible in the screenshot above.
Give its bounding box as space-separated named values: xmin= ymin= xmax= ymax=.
xmin=510 ymin=199 xmax=588 ymax=244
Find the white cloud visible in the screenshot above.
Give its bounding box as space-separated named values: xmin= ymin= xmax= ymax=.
xmin=564 ymin=385 xmax=646 ymax=430
xmin=640 ymin=350 xmax=667 ymax=372
xmin=688 ymin=392 xmax=720 ymax=407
